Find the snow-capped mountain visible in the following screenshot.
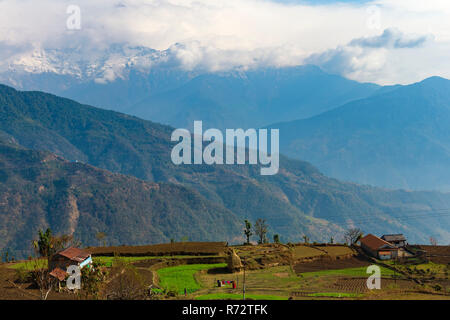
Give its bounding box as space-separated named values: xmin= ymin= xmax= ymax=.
xmin=0 ymin=44 xmax=198 ymax=111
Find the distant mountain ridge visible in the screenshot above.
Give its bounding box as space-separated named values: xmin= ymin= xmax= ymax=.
xmin=269 ymin=76 xmax=450 ymax=191
xmin=1 ymin=84 xmax=450 ymax=253
xmin=129 ymin=65 xmax=379 ymax=129
xmin=0 ymin=46 xmax=380 ymax=128
xmin=0 ymin=142 xmax=243 ymax=258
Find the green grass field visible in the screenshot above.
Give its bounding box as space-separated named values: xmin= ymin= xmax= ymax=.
xmin=93 ymin=256 xmax=157 ymax=267
xmin=9 ymin=256 xmax=153 ymax=269
xmin=9 ymin=259 xmax=47 ymax=270
xmin=157 ymin=263 xmax=227 ymax=295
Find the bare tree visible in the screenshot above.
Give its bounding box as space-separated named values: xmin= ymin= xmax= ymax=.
xmin=344 ymin=228 xmax=363 ymax=245
xmin=28 ymin=259 xmax=56 ymax=300
xmin=254 ymin=219 xmax=268 ymax=244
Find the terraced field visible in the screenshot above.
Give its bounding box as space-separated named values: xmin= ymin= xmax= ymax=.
xmin=294 ymin=255 xmax=371 ymax=274
xmin=88 ymin=242 xmax=228 ymax=257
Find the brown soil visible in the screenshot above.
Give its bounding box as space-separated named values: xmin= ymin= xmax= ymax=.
xmin=416 ymin=245 xmax=450 ymax=264
xmin=294 ymin=255 xmax=372 ymax=274
xmin=0 ymin=265 xmax=75 ymax=300
xmin=88 ymin=242 xmax=228 ymax=257
xmin=332 ymin=277 xmax=417 ymax=293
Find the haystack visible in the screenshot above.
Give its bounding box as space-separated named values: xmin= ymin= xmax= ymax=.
xmin=227 ymin=249 xmax=243 ymax=273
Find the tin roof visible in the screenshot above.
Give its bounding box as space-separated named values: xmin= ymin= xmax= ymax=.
xmin=381 ymin=234 xmax=406 ymax=242
xmin=359 ymin=234 xmax=396 ymax=251
xmin=56 ymin=247 xmax=91 ymax=262
xmin=49 ymin=267 xmax=67 ymax=281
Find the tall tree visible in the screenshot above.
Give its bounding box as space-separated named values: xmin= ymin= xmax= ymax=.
xmin=254 ymin=219 xmax=268 ymax=244
xmin=244 ymin=220 xmax=252 ymax=245
xmin=33 ymin=228 xmax=54 ymax=258
xmin=302 ymin=235 xmax=309 ymax=244
xmin=273 ymin=234 xmax=280 ymax=244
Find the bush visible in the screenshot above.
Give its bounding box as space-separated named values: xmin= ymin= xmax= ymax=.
xmin=433 ymin=284 xmax=442 ymax=291
xmin=102 ymin=259 xmax=146 ymax=300
xmin=15 ymin=267 xmax=31 ymax=283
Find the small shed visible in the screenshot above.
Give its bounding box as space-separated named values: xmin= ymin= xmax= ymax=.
xmin=49 ymin=247 xmax=92 ymax=281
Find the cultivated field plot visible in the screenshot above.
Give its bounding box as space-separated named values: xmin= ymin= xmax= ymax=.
xmin=294 ymin=255 xmax=371 ymax=274
xmin=318 ymin=246 xmax=354 ymax=257
xmin=234 ymin=244 xmax=292 ymax=269
xmin=88 ymin=242 xmax=228 ymax=257
xmin=417 ymin=245 xmax=450 ymax=264
xmin=291 ymin=245 xmax=326 ymax=259
xmin=332 ymin=277 xmax=417 ymax=293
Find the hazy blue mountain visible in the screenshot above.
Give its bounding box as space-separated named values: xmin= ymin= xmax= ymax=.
xmin=270 ymin=76 xmax=450 ymax=191
xmin=0 ymin=45 xmax=379 ymax=128
xmin=1 ymin=84 xmax=450 ymax=249
xmin=3 ymin=57 xmax=380 ymax=130
xmin=130 ymin=65 xmax=380 ymax=129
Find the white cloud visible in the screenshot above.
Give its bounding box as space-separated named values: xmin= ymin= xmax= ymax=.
xmin=306 ymin=28 xmax=445 ymax=84
xmin=0 ymin=0 xmax=449 ymax=84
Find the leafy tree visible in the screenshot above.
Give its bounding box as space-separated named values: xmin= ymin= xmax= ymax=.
xmin=254 ymin=218 xmax=268 ymax=244
xmin=330 ymin=236 xmax=334 ymax=244
xmin=33 ymin=228 xmax=81 ymax=259
xmin=273 ymin=234 xmax=280 ymax=244
xmin=302 ymin=235 xmax=309 ymax=244
xmin=33 ymin=228 xmax=54 ymax=258
xmin=244 ymin=220 xmax=252 ymax=245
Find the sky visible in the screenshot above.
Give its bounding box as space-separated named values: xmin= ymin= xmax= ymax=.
xmin=0 ymin=0 xmax=449 ymax=85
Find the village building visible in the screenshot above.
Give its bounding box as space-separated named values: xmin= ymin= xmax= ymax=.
xmin=381 ymin=234 xmax=407 ymax=248
xmin=359 ymin=234 xmax=413 ymax=260
xmin=49 ymin=247 xmax=92 ymax=281
xmin=359 ymin=234 xmax=399 ymax=260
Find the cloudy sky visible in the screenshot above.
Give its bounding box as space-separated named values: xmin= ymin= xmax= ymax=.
xmin=0 ymin=0 xmax=449 ymax=84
